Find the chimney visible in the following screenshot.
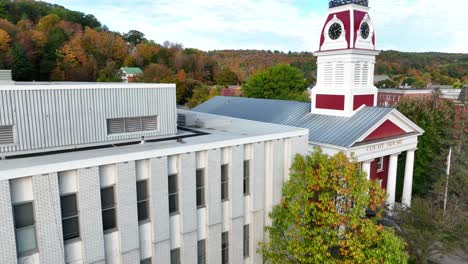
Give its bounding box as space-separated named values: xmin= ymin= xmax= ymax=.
xmin=0 ymin=70 xmax=14 ymax=84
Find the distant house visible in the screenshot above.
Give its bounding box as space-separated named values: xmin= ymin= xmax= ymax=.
xmin=119 ymin=67 xmax=143 ymax=83
xmin=221 ymin=85 xmax=242 ymax=97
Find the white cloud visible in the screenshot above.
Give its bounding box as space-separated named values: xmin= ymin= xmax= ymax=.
xmin=48 ymin=0 xmax=467 ymax=53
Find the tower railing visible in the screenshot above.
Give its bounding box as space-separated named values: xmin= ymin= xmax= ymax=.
xmin=329 ymin=0 xmax=368 ymax=8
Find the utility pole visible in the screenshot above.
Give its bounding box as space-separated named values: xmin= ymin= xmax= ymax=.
xmin=443 ymin=147 xmax=451 ymax=217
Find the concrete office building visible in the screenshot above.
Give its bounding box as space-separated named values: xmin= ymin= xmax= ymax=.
xmin=0 ymin=80 xmax=308 ymax=264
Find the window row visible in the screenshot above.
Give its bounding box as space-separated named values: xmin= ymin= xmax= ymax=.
xmin=170 ymin=225 xmax=250 ymax=264
xmin=169 ymin=160 xmax=251 ymax=214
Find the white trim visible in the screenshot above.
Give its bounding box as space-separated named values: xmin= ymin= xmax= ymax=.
xmin=0 ymin=83 xmax=175 ymax=91
xmin=0 ymin=130 xmax=308 ymax=180
xmin=354 ymin=109 xmax=424 ymax=145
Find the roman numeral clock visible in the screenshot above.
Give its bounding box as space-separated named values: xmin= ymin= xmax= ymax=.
xmin=311 ymin=0 xmax=379 ymax=117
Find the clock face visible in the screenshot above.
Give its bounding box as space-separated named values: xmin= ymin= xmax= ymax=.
xmin=360 ymin=22 xmax=370 ymax=39
xmin=328 ymin=23 xmax=342 ymax=40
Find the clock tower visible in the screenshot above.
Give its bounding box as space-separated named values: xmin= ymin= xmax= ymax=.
xmin=311 ymin=0 xmax=379 ymax=117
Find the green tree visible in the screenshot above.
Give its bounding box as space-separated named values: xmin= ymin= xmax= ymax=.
xmin=261 ymin=149 xmax=408 ymax=264
xmin=123 ymin=30 xmax=145 ymax=45
xmin=9 ymin=44 xmax=33 ymax=81
xmin=214 ymin=67 xmax=239 ymax=86
xmin=242 ymin=64 xmax=308 ymax=101
xmin=376 ymin=79 xmax=399 ymax=88
xmin=187 ymin=85 xmax=221 ymax=109
xmin=396 ymin=94 xmax=454 ymax=196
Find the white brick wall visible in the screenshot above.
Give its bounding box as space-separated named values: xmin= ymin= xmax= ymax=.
xmin=229 ymin=217 xmax=244 ymax=264
xmin=181 ymin=231 xmax=198 ymax=263
xmin=206 ymin=149 xmax=222 ymax=226
xmin=0 ymin=180 xmax=17 ymax=264
xmin=206 ymin=223 xmax=222 ymax=264
xmin=153 ymin=240 xmax=170 ymax=264
xmin=33 ymin=173 xmax=66 ymax=264
xmin=78 ymin=167 xmax=106 ymax=263
xmin=0 ymin=133 xmax=307 ymax=264
xmin=179 ymin=153 xmax=197 ymax=234
xmin=116 ymin=161 xmax=140 ymax=262
xmin=230 ymin=145 xmax=244 ymax=219
xmin=150 ymin=157 xmax=170 ymax=243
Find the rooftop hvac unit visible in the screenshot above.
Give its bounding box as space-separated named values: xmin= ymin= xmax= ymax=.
xmin=177 ymin=112 xmax=197 ymax=127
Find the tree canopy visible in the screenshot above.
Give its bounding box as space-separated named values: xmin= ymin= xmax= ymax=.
xmin=396 ymin=94 xmax=455 ymax=196
xmin=242 ymin=64 xmax=308 ymax=101
xmin=261 ymin=149 xmax=408 ymax=263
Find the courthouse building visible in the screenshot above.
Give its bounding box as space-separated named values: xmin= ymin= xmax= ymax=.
xmin=195 ymin=0 xmax=424 ymax=208
xmin=0 ymin=80 xmax=308 ymax=264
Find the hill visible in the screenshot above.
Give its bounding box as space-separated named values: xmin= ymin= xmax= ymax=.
xmin=0 ymin=0 xmax=466 ymax=90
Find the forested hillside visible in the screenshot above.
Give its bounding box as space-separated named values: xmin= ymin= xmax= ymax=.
xmin=0 ymin=0 xmax=467 ymax=89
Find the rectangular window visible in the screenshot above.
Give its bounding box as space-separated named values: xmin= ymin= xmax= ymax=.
xmin=196 ymin=169 xmax=205 ymax=208
xmin=140 ymin=258 xmax=151 ymax=264
xmin=60 ymin=194 xmax=80 ymax=240
xmin=107 ymin=115 xmax=158 ymax=134
xmin=244 ymin=224 xmax=250 ymax=258
xmin=137 ymin=180 xmax=149 ymax=222
xmin=13 ymin=202 xmax=37 ymax=255
xmin=243 ymin=160 xmax=250 ymax=195
xmin=101 ymin=186 xmax=116 ymax=231
xmin=197 ymin=240 xmax=206 ymax=264
xmin=222 ymin=231 xmax=229 ymax=264
xmin=221 ymin=164 xmax=229 ymax=201
xmin=168 ymin=174 xmax=179 ymax=214
xmin=377 ymin=157 xmax=384 ymax=172
xmin=171 ymin=248 xmax=180 ymax=264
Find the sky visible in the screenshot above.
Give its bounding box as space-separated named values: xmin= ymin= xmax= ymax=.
xmin=47 ymin=0 xmax=468 ymax=53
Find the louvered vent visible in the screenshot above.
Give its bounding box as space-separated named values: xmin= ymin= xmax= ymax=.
xmin=0 ymin=125 xmax=14 ymax=145
xmin=354 ymin=63 xmax=362 ymax=86
xmin=324 ymin=63 xmax=333 ymax=87
xmin=361 ymin=63 xmax=369 ymax=86
xmin=107 ymin=116 xmax=158 ymax=135
xmin=177 ymin=113 xmax=186 ymax=127
xmin=335 ymin=63 xmax=345 ymax=87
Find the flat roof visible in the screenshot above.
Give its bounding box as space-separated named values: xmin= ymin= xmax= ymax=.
xmin=0 ymin=110 xmax=308 ymax=180
xmin=0 ymin=82 xmax=175 ymax=90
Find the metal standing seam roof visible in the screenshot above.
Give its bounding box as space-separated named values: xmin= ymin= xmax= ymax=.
xmin=121 ymin=67 xmax=143 ymax=75
xmin=193 ymin=96 xmax=394 ymax=148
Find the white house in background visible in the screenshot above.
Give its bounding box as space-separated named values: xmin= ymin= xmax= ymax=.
xmin=120 ymin=67 xmax=143 ymax=83
xmin=194 ymin=0 xmax=424 ymax=208
xmin=0 ymin=80 xmax=308 ymax=264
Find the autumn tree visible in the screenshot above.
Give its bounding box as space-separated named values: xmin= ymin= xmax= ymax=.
xmin=396 ymin=94 xmax=455 ymax=196
xmin=187 ymin=85 xmax=221 ymax=109
xmin=261 ymin=149 xmax=409 ymax=263
xmin=242 ymin=64 xmax=308 ymax=102
xmin=214 ymin=67 xmax=239 ymax=86
xmin=140 ymin=63 xmax=174 ymax=83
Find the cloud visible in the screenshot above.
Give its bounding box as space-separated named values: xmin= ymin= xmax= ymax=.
xmin=48 ymin=0 xmax=467 ymax=53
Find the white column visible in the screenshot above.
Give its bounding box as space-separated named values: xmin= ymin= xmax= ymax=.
xmin=362 ymin=160 xmax=372 ymax=181
xmin=387 ymin=154 xmax=399 ymax=207
xmin=402 ymin=150 xmax=415 ymax=207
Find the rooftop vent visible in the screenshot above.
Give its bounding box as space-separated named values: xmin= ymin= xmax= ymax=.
xmin=0 ymin=70 xmax=13 ymax=83
xmin=177 ymin=112 xmax=198 ymax=127
xmin=0 ymin=125 xmax=14 ymax=145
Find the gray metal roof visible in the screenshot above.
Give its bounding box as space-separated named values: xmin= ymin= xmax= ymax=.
xmin=194 ymin=96 xmax=394 ymax=148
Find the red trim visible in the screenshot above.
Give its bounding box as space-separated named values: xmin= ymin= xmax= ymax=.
xmin=353 ymin=94 xmax=374 ymax=110
xmin=369 ymin=156 xmax=389 ymax=190
xmin=364 ymin=120 xmax=406 ymax=141
xmin=320 ymin=11 xmax=351 ymax=50
xmin=315 ymin=94 xmax=345 ymax=110
xmin=353 ymin=10 xmax=367 ymax=47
